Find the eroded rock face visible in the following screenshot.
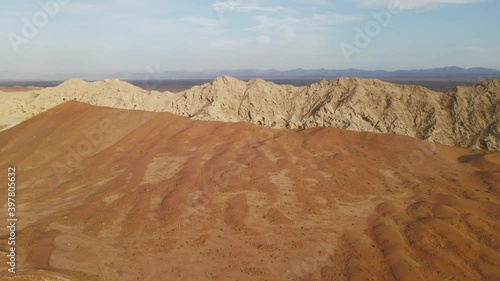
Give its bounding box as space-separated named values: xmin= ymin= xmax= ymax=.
xmin=1 ymin=76 xmax=499 ymax=150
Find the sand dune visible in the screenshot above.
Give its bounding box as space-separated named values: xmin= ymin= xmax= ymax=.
xmin=1 ymin=77 xmax=499 ymax=150
xmin=0 ymin=101 xmax=498 ymax=280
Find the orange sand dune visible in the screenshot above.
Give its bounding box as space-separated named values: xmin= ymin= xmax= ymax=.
xmin=0 ymin=101 xmax=498 ymax=280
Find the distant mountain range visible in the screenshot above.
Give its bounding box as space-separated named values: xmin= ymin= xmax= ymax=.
xmin=151 ymin=67 xmax=500 ymax=80
xmin=2 ymin=67 xmax=500 ymax=81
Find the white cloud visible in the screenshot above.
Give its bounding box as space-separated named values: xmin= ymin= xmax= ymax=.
xmin=298 ymin=0 xmax=331 ymax=5
xmin=354 ymin=0 xmax=483 ymax=9
xmin=64 ymin=0 xmax=148 ymax=14
xmin=247 ymin=13 xmax=361 ymax=41
xmin=210 ymin=12 xmax=360 ymax=50
xmin=211 ymin=0 xmax=285 ymax=19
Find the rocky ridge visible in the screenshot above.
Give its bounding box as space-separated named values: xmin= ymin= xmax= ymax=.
xmin=1 ymin=76 xmax=498 ymax=150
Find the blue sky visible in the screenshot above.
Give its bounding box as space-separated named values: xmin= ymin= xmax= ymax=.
xmin=1 ymin=0 xmax=499 ymax=74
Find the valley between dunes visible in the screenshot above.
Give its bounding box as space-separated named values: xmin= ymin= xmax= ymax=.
xmin=0 ymin=101 xmax=498 ymax=280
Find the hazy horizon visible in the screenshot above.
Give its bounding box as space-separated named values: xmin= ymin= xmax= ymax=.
xmin=2 ymin=66 xmax=500 ymax=82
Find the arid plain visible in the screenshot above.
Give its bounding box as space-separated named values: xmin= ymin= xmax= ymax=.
xmin=0 ymin=78 xmax=499 ymax=280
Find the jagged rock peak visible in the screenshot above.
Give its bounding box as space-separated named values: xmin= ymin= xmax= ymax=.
xmin=57 ymin=78 xmax=88 ymax=88
xmin=211 ymin=75 xmax=245 ymax=86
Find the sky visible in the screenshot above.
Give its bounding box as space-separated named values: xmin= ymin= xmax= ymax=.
xmin=1 ymin=0 xmax=499 ymax=75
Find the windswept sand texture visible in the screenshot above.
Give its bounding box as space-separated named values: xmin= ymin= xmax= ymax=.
xmin=0 ymin=102 xmax=499 ymax=280
xmin=0 ymin=77 xmax=499 ymax=150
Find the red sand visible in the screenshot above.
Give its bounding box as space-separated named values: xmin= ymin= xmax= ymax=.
xmin=0 ymin=101 xmax=498 ymax=280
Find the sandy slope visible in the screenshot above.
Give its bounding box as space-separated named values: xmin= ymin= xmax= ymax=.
xmin=1 ymin=77 xmax=499 ymax=150
xmin=0 ymin=87 xmax=43 ymax=92
xmin=0 ymin=101 xmax=498 ymax=280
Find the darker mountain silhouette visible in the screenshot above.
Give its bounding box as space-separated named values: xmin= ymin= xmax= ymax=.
xmin=2 ymin=67 xmax=499 ymax=81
